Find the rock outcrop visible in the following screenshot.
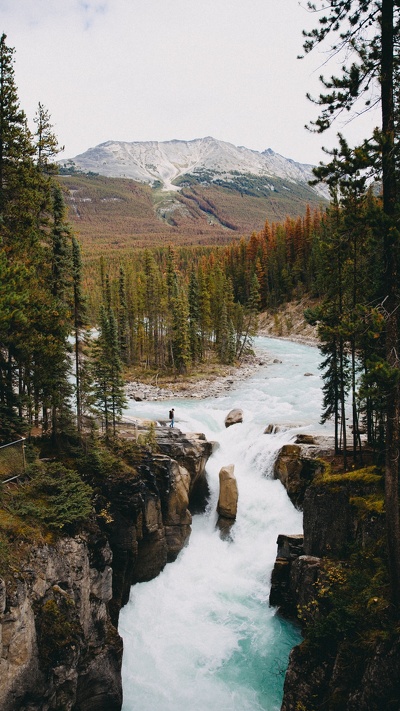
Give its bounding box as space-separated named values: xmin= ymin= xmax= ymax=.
xmin=273 ymin=442 xmax=324 ymax=508
xmin=303 ymin=476 xmax=385 ymax=558
xmin=0 ymin=535 xmax=122 ymax=711
xmin=224 ymin=408 xmax=243 ymax=428
xmin=99 ymin=428 xmax=213 ymax=624
xmin=269 ymin=442 xmax=399 ymax=711
xmin=269 ymin=534 xmax=306 ymax=617
xmin=0 ymin=426 xmax=212 ymax=711
xmin=154 ymin=427 xmax=214 ymax=512
xmin=216 ymin=464 xmax=238 ymax=537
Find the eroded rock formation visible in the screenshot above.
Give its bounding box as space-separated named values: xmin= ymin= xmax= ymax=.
xmin=0 ymin=535 xmax=122 ymax=711
xmin=216 ymin=464 xmax=238 ymax=537
xmin=0 ymin=426 xmax=212 ymax=711
xmin=270 ymin=438 xmax=400 ymax=711
xmin=273 ymin=441 xmax=324 ymax=509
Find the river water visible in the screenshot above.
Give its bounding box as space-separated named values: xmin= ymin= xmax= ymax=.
xmin=119 ymin=337 xmax=329 ymax=711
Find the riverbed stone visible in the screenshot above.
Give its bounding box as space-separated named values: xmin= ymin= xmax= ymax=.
xmin=224 ymin=409 xmax=243 ymax=427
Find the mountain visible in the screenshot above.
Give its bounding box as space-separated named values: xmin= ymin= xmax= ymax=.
xmin=59 ymin=138 xmax=328 ymax=260
xmin=60 ymin=136 xmax=328 ymax=199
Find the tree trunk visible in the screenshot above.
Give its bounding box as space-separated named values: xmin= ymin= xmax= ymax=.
xmin=381 ymin=0 xmax=400 ymax=611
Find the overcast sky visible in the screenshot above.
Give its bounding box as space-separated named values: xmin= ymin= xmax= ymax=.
xmin=1 ymin=0 xmax=381 ymax=165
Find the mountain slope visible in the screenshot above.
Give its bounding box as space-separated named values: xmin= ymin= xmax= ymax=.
xmin=60 ymin=172 xmax=326 ymax=261
xmin=60 ymin=136 xmax=328 ymax=198
xmin=59 ymin=138 xmax=328 ymax=260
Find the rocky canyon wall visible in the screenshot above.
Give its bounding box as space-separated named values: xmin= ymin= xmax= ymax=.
xmin=0 ymin=427 xmax=212 ymax=711
xmin=270 ymin=437 xmax=400 ymax=711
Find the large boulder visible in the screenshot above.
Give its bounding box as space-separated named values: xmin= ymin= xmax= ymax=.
xmin=224 ymin=409 xmax=243 ymax=428
xmin=216 ymin=464 xmax=238 ymax=539
xmin=217 ymin=464 xmax=238 ymax=520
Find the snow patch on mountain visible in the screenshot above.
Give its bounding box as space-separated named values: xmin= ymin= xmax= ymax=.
xmin=61 ymin=137 xmax=327 ymax=198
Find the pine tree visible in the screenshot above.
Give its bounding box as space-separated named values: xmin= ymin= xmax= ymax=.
xmin=0 ymin=245 xmax=28 ymax=442
xmin=188 ymin=268 xmax=201 ymax=363
xmin=33 ymin=102 xmax=62 ymax=173
xmin=91 ymin=305 xmax=126 ymax=436
xmin=118 ymin=266 xmax=129 ymax=365
xmin=237 ymin=273 xmax=260 ymax=360
xmin=171 ymin=288 xmax=190 ymax=374
xmin=0 ymin=34 xmax=35 ymax=225
xmin=72 ymin=236 xmax=87 ymax=433
xmin=303 ymin=0 xmax=400 ymax=607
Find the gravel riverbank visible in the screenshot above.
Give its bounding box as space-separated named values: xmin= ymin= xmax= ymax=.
xmin=125 ymin=300 xmax=320 ymax=403
xmin=125 ymin=352 xmax=273 ymax=402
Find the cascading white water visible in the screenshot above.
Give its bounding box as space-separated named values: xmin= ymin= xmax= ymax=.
xmin=119 ymin=337 xmax=330 ymax=711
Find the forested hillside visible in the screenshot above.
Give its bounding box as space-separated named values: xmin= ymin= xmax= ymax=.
xmin=0 ymin=28 xmax=397 ymax=476
xmin=59 ymin=170 xmax=326 ymax=259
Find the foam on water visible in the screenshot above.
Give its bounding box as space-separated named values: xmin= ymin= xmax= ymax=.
xmin=119 ymin=338 xmax=329 ymax=710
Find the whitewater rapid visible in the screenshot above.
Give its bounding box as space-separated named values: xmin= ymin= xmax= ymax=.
xmin=119 ymin=337 xmax=328 ymax=711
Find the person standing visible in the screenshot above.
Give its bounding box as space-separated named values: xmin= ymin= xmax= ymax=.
xmin=169 ymin=408 xmax=175 ymax=427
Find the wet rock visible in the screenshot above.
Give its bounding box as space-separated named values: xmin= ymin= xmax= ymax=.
xmin=264 ymin=424 xmax=283 ymax=434
xmin=273 ymin=444 xmax=322 ymax=508
xmin=217 ymin=465 xmax=238 ymax=520
xmin=164 ymin=461 xmax=192 ymax=561
xmin=269 ymin=535 xmax=305 ymax=615
xmin=155 ymin=429 xmax=213 ymax=513
xmin=295 ymin=434 xmax=316 ymax=444
xmin=224 ymin=409 xmax=243 ymax=428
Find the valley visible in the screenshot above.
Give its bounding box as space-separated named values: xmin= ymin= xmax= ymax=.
xmin=59 ymin=137 xmax=327 ymax=260
xmin=60 ymin=172 xmax=326 ymax=259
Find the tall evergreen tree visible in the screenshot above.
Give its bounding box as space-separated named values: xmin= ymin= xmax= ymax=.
xmin=33 ymin=102 xmax=62 ymax=173
xmin=303 ymin=0 xmax=400 ymax=608
xmin=0 ymin=34 xmax=35 ymax=226
xmin=188 ymin=268 xmax=201 ymax=363
xmin=118 ymin=266 xmax=129 ymax=365
xmin=72 ymin=236 xmax=87 ymax=434
xmin=91 ymin=305 xmax=126 ymax=436
xmin=171 ymin=288 xmax=190 ymax=374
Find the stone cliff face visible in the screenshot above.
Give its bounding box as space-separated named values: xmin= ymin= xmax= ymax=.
xmin=271 ymin=440 xmax=400 ymax=711
xmin=0 ymin=534 xmax=122 ymax=711
xmin=105 ymin=428 xmax=213 ymax=625
xmin=0 ymin=427 xmax=212 ymax=711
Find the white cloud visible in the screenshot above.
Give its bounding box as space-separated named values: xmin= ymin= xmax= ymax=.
xmin=1 ymin=0 xmax=381 ymax=165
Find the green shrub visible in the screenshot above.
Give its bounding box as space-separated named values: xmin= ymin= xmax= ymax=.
xmin=8 ymin=462 xmax=93 ymax=530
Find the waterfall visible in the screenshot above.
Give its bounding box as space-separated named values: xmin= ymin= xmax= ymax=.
xmin=119 ymin=337 xmax=328 ymax=710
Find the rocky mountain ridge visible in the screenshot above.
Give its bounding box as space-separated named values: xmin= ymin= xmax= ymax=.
xmin=60 ymin=136 xmax=328 ymax=199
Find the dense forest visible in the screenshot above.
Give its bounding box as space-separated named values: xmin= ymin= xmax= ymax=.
xmin=0 ymin=23 xmax=398 ymax=469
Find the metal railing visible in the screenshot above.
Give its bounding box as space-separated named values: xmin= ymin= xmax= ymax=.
xmin=0 ymin=438 xmax=26 ymax=483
